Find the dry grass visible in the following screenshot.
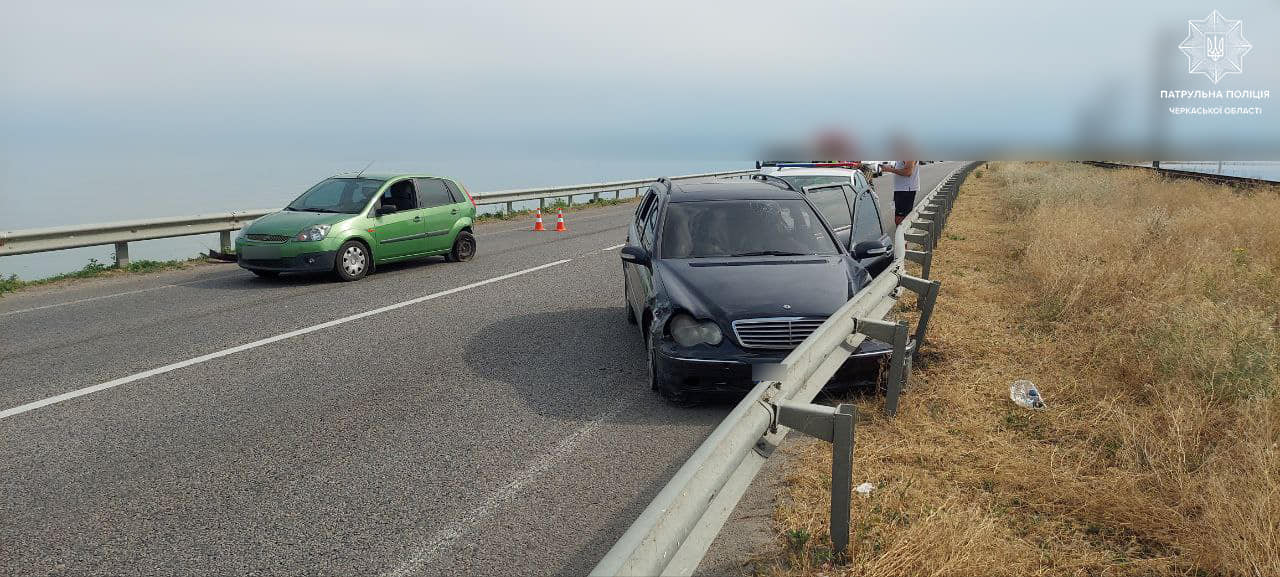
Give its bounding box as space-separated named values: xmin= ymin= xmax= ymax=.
xmin=762 ymin=162 xmax=1280 ymax=577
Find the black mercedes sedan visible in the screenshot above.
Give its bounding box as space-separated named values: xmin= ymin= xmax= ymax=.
xmin=620 ymin=177 xmax=895 ymax=404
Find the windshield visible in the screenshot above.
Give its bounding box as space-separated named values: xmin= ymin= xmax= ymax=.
xmin=776 ymin=174 xmax=850 ymax=190
xmin=286 ymin=178 xmax=385 ymax=214
xmin=660 ymin=199 xmax=840 ymax=259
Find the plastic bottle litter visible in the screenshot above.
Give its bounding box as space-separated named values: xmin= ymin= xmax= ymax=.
xmin=1009 ymin=379 xmax=1046 ymax=410
xmin=855 ymin=482 xmax=876 ymax=495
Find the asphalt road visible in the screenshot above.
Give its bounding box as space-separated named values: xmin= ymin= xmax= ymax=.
xmin=0 ymin=162 xmax=959 ymax=576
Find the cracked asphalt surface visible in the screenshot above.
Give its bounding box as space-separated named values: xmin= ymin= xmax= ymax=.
xmin=0 ymin=164 xmax=957 ymax=576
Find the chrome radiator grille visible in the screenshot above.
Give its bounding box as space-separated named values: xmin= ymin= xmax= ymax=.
xmin=731 ymin=317 xmax=826 ymax=349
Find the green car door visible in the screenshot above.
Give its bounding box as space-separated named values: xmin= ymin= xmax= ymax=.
xmin=369 ymin=179 xmax=431 ymax=259
xmin=414 ymin=178 xmax=465 ymax=252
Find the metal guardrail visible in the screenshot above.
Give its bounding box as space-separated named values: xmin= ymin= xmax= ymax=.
xmin=591 ymin=161 xmax=981 ymax=577
xmin=0 ymin=169 xmax=754 ymax=264
xmin=1081 ymin=161 xmax=1278 ymax=187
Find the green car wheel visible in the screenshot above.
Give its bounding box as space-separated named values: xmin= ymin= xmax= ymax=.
xmin=334 ymin=240 xmax=370 ymax=281
xmin=447 ymin=230 xmax=476 ymax=262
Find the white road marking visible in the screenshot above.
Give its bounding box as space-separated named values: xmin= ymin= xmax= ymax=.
xmin=602 ymin=243 xmax=625 ymax=251
xmin=0 ymin=259 xmax=572 ymax=420
xmin=0 ymin=273 xmax=244 ymax=318
xmin=384 ymin=408 xmax=621 ymax=577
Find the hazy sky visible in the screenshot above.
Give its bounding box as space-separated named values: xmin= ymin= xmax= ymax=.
xmin=2 ymin=0 xmax=1277 ymax=279
xmin=3 ymin=0 xmax=1277 ymax=164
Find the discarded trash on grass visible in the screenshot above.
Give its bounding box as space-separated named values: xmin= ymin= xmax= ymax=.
xmin=1010 ymin=379 xmax=1046 ymax=410
xmin=855 ymin=482 xmax=875 ymax=495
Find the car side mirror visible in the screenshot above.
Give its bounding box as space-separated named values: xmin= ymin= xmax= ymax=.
xmin=852 ymin=240 xmax=891 ymax=259
xmin=376 ymin=203 xmax=398 ymax=216
xmin=620 ymin=245 xmax=651 ymax=267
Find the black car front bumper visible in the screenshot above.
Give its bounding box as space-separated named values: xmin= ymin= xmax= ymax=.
xmin=653 ymin=337 xmax=913 ymax=395
xmin=238 ymin=251 xmax=338 ymax=273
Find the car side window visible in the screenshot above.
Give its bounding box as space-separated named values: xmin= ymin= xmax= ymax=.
xmin=635 ymin=190 xmax=657 ymax=228
xmin=382 ymin=180 xmax=419 ymax=211
xmin=442 ymin=180 xmax=467 ymax=203
xmin=414 ymin=178 xmax=454 ymax=208
xmin=853 ymin=190 xmax=883 ymax=243
xmin=641 ymin=198 xmax=661 ymax=250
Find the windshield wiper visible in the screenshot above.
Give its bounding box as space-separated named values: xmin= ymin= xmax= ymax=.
xmin=729 ymin=250 xmax=810 ymax=257
xmin=303 ymin=208 xmax=338 ymax=213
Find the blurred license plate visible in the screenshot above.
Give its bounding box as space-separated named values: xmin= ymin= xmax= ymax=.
xmin=239 ymin=245 xmax=280 ymax=259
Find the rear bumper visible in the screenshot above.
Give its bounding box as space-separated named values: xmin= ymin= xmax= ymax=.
xmin=238 ymin=250 xmax=337 ymax=272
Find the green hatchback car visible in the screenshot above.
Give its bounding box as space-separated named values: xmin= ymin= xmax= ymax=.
xmin=236 ymin=173 xmax=478 ymax=281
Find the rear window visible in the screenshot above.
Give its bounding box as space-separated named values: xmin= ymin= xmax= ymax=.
xmin=777 ymin=174 xmax=851 ymax=190
xmin=660 ymin=199 xmax=839 ymax=259
xmin=806 ymin=187 xmax=852 ymax=230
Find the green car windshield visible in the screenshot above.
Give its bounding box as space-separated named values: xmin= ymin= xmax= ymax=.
xmin=286 ymin=178 xmax=385 ymax=214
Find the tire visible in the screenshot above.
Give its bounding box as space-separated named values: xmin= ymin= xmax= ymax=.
xmin=447 ymin=230 xmax=476 ymax=262
xmin=250 ymin=269 xmax=279 ymax=278
xmin=334 ymin=240 xmax=371 ymax=281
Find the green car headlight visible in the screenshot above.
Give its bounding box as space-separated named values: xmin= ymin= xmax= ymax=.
xmin=669 ymin=313 xmax=723 ymax=347
xmin=295 ymin=224 xmax=331 ymax=242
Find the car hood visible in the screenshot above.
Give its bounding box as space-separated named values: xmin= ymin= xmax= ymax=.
xmin=654 ymin=256 xmax=863 ymax=321
xmin=245 ymin=210 xmax=353 ymax=236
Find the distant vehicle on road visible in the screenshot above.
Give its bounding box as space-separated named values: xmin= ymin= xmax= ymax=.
xmin=619 ymin=177 xmax=897 ymax=404
xmin=236 ymin=173 xmax=477 ymax=281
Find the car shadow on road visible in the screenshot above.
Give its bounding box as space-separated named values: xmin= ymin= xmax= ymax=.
xmin=199 ymin=256 xmax=452 ymax=291
xmin=463 ymin=307 xmax=738 ymax=424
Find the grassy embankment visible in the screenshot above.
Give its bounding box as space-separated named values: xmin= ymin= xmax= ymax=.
xmin=765 ymin=162 xmax=1280 ymax=576
xmin=0 ymin=256 xmax=207 ymax=297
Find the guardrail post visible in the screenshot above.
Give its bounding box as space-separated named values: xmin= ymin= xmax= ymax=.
xmin=904 ymin=230 xmax=930 ymax=251
xmin=904 ymin=249 xmax=933 ymax=279
xmin=774 ymin=402 xmax=857 ymax=554
xmin=854 ymin=318 xmax=911 ymax=416
xmin=899 ymin=274 xmax=942 ymax=361
xmin=219 ymin=230 xmax=232 ymax=254
xmin=114 ymin=241 xmax=130 ymax=268
xmin=831 ymin=404 xmax=854 ymax=554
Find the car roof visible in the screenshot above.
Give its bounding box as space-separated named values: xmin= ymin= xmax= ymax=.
xmin=665 ymin=179 xmax=805 ymax=202
xmin=329 ymin=172 xmax=447 ymax=181
xmin=759 ymin=167 xmax=859 ymax=178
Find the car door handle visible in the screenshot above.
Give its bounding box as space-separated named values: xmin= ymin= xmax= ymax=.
xmin=413 ymin=216 xmax=421 ymax=222
xmin=450 ymin=208 xmax=458 ymax=215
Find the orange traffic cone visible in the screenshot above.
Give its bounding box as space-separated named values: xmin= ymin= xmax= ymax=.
xmin=554 ymin=209 xmax=567 ymax=232
xmin=533 ymin=209 xmax=545 ymax=231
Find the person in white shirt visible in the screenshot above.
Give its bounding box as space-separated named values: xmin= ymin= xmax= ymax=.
xmin=879 ymin=140 xmax=919 ymax=225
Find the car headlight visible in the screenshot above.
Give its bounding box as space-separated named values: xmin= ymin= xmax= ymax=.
xmin=669 ymin=313 xmax=723 ymax=347
xmin=295 ymin=224 xmax=331 ymax=242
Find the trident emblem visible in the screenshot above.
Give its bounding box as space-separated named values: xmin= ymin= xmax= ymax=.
xmin=1206 ymin=35 xmax=1225 ymax=61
